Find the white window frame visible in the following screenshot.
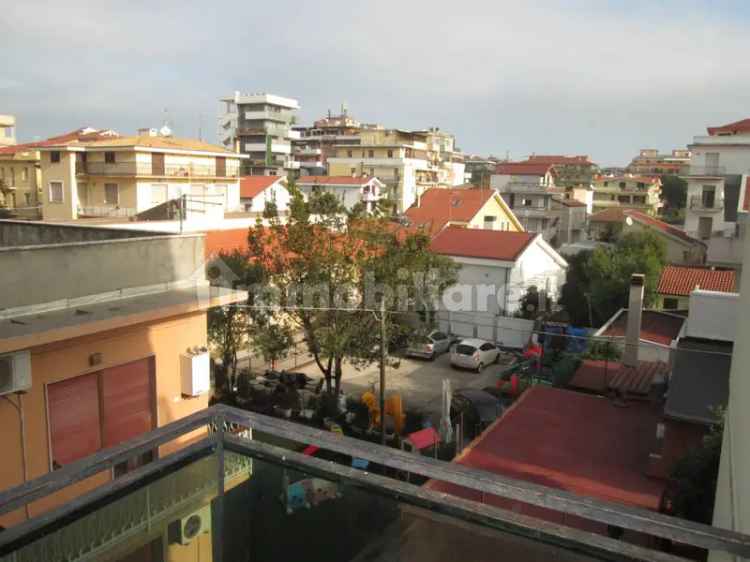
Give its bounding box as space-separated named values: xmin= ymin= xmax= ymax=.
xmin=104 ymin=183 xmax=119 ymax=205
xmin=48 ymin=181 xmax=64 ymax=203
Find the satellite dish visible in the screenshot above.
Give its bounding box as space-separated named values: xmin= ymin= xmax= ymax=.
xmin=159 ymin=124 xmax=173 ymax=137
xmin=625 ymin=216 xmax=633 ymax=226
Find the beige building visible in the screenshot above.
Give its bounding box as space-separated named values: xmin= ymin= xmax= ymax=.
xmin=591 ymin=174 xmax=662 ymax=215
xmin=0 ymin=114 xmax=16 ymax=146
xmin=0 ymin=145 xmax=41 ymax=213
xmin=327 ymin=127 xmax=464 ymax=213
xmin=39 ymin=130 xmax=246 ymax=222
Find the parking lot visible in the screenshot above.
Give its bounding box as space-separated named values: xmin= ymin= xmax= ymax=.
xmin=292 ymin=349 xmax=517 ymax=421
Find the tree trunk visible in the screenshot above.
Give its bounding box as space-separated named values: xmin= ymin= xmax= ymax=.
xmin=334 ymin=356 xmax=343 ymax=397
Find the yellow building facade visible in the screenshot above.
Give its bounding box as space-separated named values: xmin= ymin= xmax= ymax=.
xmin=591 ymin=175 xmax=662 ymax=215
xmin=0 ymin=147 xmax=41 ymax=214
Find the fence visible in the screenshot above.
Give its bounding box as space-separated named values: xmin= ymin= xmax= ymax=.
xmin=437 ymin=311 xmax=534 ymax=349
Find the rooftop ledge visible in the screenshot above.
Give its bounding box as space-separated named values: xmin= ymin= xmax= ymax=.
xmin=0 ymin=284 xmax=247 ymax=354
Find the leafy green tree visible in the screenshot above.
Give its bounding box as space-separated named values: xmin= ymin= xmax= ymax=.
xmin=559 ymin=231 xmax=666 ymax=326
xmin=660 ymin=175 xmax=688 ymax=211
xmin=245 ymin=180 xmax=459 ymax=398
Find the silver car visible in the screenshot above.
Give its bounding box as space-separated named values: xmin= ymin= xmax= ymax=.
xmin=406 ymin=330 xmax=453 ymax=360
xmin=450 ymin=338 xmax=501 ymax=372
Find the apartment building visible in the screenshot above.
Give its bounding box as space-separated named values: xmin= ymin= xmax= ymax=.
xmin=39 ymin=129 xmax=245 ymax=222
xmin=464 ymin=155 xmax=502 ymax=187
xmin=681 ymin=118 xmax=750 ymax=270
xmin=291 ymin=107 xmax=375 ymax=176
xmin=626 ymin=148 xmax=691 ymax=177
xmin=490 ymin=161 xmax=564 ymax=239
xmin=525 ymin=154 xmax=597 ymax=188
xmin=591 ymin=174 xmax=662 ymax=215
xmin=0 ymin=220 xmax=246 ymax=528
xmin=218 ymin=92 xmax=300 ymax=176
xmin=295 ymin=175 xmax=385 ymax=213
xmin=0 ymin=114 xmax=16 ymax=146
xmin=328 ymin=128 xmax=464 ymax=213
xmin=0 ymin=145 xmax=40 ymax=214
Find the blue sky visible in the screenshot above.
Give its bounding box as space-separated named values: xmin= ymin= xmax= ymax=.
xmin=3 ymin=0 xmax=750 ymax=165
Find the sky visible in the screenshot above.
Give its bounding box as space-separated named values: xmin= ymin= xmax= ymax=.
xmin=3 ymin=0 xmax=750 ymax=166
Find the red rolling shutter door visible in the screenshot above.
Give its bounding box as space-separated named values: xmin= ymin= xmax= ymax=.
xmin=101 ymin=358 xmax=154 ymax=448
xmin=48 ymin=373 xmax=102 ymax=466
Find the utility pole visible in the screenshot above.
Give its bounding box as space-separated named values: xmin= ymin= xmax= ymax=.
xmin=379 ymin=298 xmax=387 ymax=445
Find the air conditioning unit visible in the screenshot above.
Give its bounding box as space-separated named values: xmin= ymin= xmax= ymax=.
xmin=180 ymin=350 xmax=210 ymax=397
xmin=170 ymin=506 xmax=211 ymax=545
xmin=0 ymin=351 xmax=31 ymax=396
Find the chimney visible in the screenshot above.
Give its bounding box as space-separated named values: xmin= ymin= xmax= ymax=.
xmin=623 ymin=273 xmax=645 ymax=368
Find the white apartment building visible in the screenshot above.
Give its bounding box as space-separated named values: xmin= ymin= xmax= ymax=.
xmin=218 ymin=92 xmax=300 ymax=176
xmin=682 ymin=118 xmax=750 ymax=270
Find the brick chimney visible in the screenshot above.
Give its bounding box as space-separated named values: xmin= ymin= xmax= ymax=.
xmin=623 ymin=273 xmax=645 ymax=368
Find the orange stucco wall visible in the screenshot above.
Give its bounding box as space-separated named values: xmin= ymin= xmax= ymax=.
xmin=0 ymin=311 xmax=210 ymax=528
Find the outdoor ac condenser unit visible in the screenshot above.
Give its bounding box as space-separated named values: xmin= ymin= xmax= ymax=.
xmin=0 ymin=351 xmax=31 ymax=396
xmin=180 ymin=350 xmax=210 ymax=397
xmin=170 ymin=505 xmax=211 ymax=545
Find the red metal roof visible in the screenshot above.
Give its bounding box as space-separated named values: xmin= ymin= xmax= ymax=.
xmin=707 ymin=118 xmax=750 ymax=136
xmin=590 ymin=208 xmax=703 ymax=246
xmin=404 ymin=187 xmax=498 ymax=236
xmin=495 ymin=161 xmax=555 ymax=176
xmin=427 ymin=386 xmax=665 ymax=522
xmin=430 ymin=226 xmax=536 ymax=262
xmin=296 ymin=175 xmax=375 ymax=186
xmin=570 ymin=359 xmax=669 ymax=396
xmin=601 ymin=310 xmax=685 ymax=346
xmin=657 ymin=265 xmax=737 ymax=297
xmin=240 ymin=175 xmax=284 ymax=199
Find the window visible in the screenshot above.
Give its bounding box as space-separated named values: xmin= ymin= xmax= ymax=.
xmin=0 ymin=167 xmax=3 ymax=178
xmin=663 ymin=298 xmax=679 ymax=310
xmin=637 ymin=182 xmax=645 ymax=188
xmin=21 ymin=167 xmax=28 ymax=182
xmin=50 ymin=151 xmax=61 ymax=163
xmin=104 ymin=151 xmax=116 ymax=164
xmin=49 ymin=181 xmax=63 ymax=203
xmin=150 ymin=184 xmax=168 ymax=206
xmin=619 ymin=182 xmax=626 ymax=188
xmin=3 ymin=126 xmax=13 ymax=138
xmin=350 ymin=168 xmax=356 ymax=175
xmin=368 ymin=150 xmax=374 ymax=158
xmin=387 ymin=149 xmax=393 ymax=158
xmin=603 ymin=181 xmax=608 ymax=187
xmin=347 ymin=150 xmax=353 ymax=157
xmin=10 ymin=168 xmax=14 ymax=185
xmin=104 ymin=183 xmax=119 ymax=205
xmin=483 ymin=215 xmax=497 ymax=229
xmin=25 ymin=193 xmax=32 ymax=205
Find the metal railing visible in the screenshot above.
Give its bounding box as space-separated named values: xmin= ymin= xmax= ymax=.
xmin=0 ymin=404 xmax=749 ymax=561
xmin=689 ymin=194 xmax=724 ymax=211
xmin=77 ymin=162 xmax=239 ymax=178
xmin=682 ymin=165 xmax=726 ymax=177
xmin=77 ymin=205 xmax=137 ymax=218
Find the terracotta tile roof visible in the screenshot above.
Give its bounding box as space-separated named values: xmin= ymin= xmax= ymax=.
xmin=601 ymin=310 xmax=685 ymax=346
xmin=296 ymin=175 xmax=375 ymax=186
xmin=0 ymin=127 xmax=117 ymax=155
xmin=430 ymin=225 xmax=536 ymax=262
xmin=707 ymin=118 xmax=750 ymax=136
xmin=404 ymin=187 xmax=498 ymax=236
xmin=495 ymin=161 xmax=555 ymax=176
xmin=657 ymin=265 xmax=736 ymax=297
xmin=72 ymin=135 xmax=236 ymax=154
xmin=203 ymin=228 xmax=249 ymax=258
xmin=570 ymin=359 xmax=669 ymax=396
xmin=240 ymin=176 xmax=284 ymax=199
xmin=590 ymin=208 xmax=703 ymax=246
xmin=426 ymin=386 xmax=665 ymax=517
xmin=526 ymin=154 xmax=594 ymax=166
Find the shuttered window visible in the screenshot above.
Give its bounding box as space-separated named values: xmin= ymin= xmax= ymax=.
xmin=47 ymin=373 xmax=102 ymax=467
xmin=101 ymin=359 xmax=154 ymax=448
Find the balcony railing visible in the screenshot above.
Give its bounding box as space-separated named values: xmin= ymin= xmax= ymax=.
xmin=682 ymin=165 xmax=726 ymax=176
xmin=77 ymin=162 xmax=239 ymax=178
xmin=689 ymin=194 xmax=724 ymax=211
xmin=1 ymin=404 xmax=749 ymax=562
xmin=77 ymin=205 xmax=137 ymax=218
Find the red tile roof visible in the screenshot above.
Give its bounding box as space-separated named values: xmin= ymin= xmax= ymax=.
xmin=0 ymin=127 xmax=117 ymax=155
xmin=240 ymin=175 xmax=284 ymax=199
xmin=657 ymin=265 xmax=737 ymax=297
xmin=296 ymin=175 xmax=375 ymax=186
xmin=430 ymin=225 xmax=536 ymax=262
xmin=527 ymin=154 xmax=593 ymax=166
xmin=404 ymin=187 xmax=499 ymax=236
xmin=601 ymin=310 xmax=685 ymax=346
xmin=203 ymin=228 xmax=249 ymax=258
xmin=570 ymin=359 xmax=669 ymax=396
xmin=590 ymin=208 xmax=703 ymax=246
xmin=495 ymin=161 xmax=555 ymax=176
xmin=427 ymin=386 xmax=665 ymax=519
xmin=707 ymin=118 xmax=750 ymax=136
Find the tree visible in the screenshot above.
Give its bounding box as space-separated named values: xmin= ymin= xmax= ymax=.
xmin=661 ymin=175 xmax=688 ymax=211
xmin=559 ymin=231 xmax=666 ymax=326
xmin=245 ymin=180 xmax=459 ymax=400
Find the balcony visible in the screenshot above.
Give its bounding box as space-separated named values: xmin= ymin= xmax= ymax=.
xmin=244 ymin=142 xmax=292 ymax=154
xmin=78 ymin=205 xmax=137 ymax=218
xmin=77 ymin=162 xmax=239 ymax=178
xmin=296 ymin=147 xmax=322 ymax=156
xmin=244 ymin=109 xmax=294 ymax=122
xmin=1 ymin=404 xmax=747 ymax=562
xmin=682 ymin=165 xmax=726 ymax=177
xmin=502 ymin=182 xmax=555 ymax=194
xmin=689 ymin=194 xmax=724 ymax=212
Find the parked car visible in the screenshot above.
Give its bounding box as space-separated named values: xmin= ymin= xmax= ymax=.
xmin=450 ymin=338 xmax=501 ymax=372
xmin=406 ymin=330 xmax=453 ymax=360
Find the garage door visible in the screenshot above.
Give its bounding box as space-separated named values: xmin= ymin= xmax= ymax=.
xmin=101 ymin=358 xmax=155 ymax=448
xmin=47 ymin=373 xmax=102 ymax=467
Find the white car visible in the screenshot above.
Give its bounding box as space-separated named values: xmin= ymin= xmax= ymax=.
xmin=450 ymin=338 xmax=501 ymax=372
